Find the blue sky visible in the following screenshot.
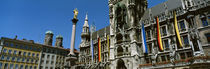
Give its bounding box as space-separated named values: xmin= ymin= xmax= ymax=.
xmin=0 ymin=0 xmax=167 ymax=50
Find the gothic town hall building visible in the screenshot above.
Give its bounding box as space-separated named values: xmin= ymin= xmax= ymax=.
xmin=77 ymin=0 xmax=210 ymax=69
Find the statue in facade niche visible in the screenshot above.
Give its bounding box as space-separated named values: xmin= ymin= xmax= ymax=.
xmin=73 ymin=8 xmax=79 ymax=19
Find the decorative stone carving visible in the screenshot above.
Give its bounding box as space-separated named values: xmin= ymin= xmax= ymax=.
xmin=109 ymin=0 xmax=148 ymax=69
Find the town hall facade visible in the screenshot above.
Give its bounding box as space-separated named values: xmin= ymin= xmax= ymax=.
xmin=77 ymin=0 xmax=210 ymax=69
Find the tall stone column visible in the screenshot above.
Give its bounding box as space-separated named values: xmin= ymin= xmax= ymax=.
xmin=65 ymin=8 xmax=78 ymax=69
xmin=70 ymin=19 xmax=78 ymax=55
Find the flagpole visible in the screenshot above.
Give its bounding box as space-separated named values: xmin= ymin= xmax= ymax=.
xmin=90 ymin=23 xmax=96 ymax=63
xmin=90 ymin=30 xmax=94 ymax=63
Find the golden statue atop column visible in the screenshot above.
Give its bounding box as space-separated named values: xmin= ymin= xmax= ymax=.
xmin=73 ymin=8 xmax=78 ymax=19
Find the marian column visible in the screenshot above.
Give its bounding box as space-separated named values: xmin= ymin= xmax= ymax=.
xmin=65 ymin=8 xmax=79 ymax=69
xmin=69 ymin=8 xmax=78 ymax=55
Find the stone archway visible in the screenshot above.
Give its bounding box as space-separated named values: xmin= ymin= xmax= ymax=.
xmin=116 ymin=59 xmax=127 ymax=69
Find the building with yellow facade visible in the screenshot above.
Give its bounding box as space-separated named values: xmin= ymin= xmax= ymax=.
xmin=0 ymin=31 xmax=79 ymax=69
xmin=0 ymin=37 xmax=41 ymax=69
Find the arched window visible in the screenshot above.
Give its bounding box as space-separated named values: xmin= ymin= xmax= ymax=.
xmin=116 ymin=6 xmax=122 ymax=24
xmin=117 ymin=46 xmax=123 ymax=56
xmin=115 ymin=4 xmax=127 ymax=28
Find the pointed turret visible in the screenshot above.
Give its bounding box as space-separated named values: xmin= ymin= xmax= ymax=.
xmin=83 ymin=13 xmax=89 ymax=27
xmin=81 ymin=13 xmax=90 ymax=42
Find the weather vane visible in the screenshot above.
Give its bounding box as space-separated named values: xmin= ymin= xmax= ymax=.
xmin=73 ymin=8 xmax=78 ymax=19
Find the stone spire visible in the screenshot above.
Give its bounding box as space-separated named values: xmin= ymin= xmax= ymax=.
xmin=82 ymin=13 xmax=89 ymax=33
xmin=81 ymin=13 xmax=90 ymax=43
xmin=83 ymin=13 xmax=89 ymax=27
